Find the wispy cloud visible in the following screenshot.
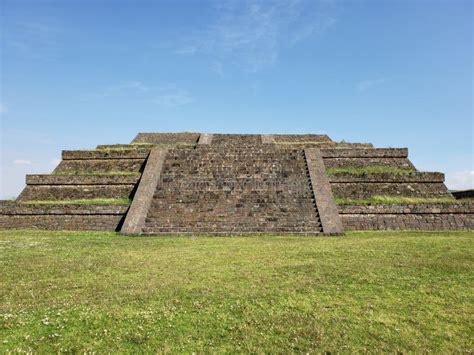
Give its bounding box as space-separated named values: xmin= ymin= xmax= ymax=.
xmin=175 ymin=0 xmax=336 ymax=73
xmin=0 ymin=102 xmax=8 ymax=114
xmin=82 ymin=81 xmax=151 ymax=99
xmin=13 ymin=159 xmax=32 ymax=166
xmin=6 ymin=21 xmax=62 ymax=61
xmin=211 ymin=61 xmax=225 ymax=78
xmin=1 ymin=128 xmax=57 ymax=149
xmin=445 ymin=170 xmax=474 ymax=190
xmin=357 ymin=78 xmax=389 ymax=93
xmin=150 ymin=89 xmax=194 ymax=107
xmin=82 ymin=81 xmax=195 ymax=108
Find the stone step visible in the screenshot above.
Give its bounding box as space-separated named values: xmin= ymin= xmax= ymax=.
xmin=143 ymin=222 xmax=322 ymax=229
xmin=142 ymin=142 xmax=319 ymax=234
xmin=132 ymin=132 xmax=200 ymax=144
xmin=324 ymin=157 xmax=414 ymax=169
xmin=0 ymin=203 xmax=129 ymax=215
xmin=145 ymin=221 xmax=321 ymax=228
xmin=18 ymin=185 xmax=135 ymax=201
xmin=141 ymin=227 xmax=323 ymax=234
xmin=331 ymin=182 xmax=452 ymax=200
xmin=0 ymin=214 xmax=125 ymax=231
xmin=328 ymin=172 xmax=444 ymax=183
xmin=146 ymin=213 xmax=320 ymax=221
xmin=53 ymin=159 xmax=145 ymax=174
xmin=62 ymin=149 xmax=149 ymax=160
xmin=26 ymin=174 xmax=140 ymax=185
xmin=321 ymin=148 xmax=408 ymax=158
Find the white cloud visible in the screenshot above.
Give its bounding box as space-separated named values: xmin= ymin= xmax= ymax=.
xmin=0 ymin=102 xmax=7 ymax=114
xmin=13 ymin=159 xmax=32 ymax=166
xmin=445 ymin=171 xmax=474 ymax=191
xmin=150 ymin=90 xmax=195 ymax=107
xmin=82 ymin=81 xmax=195 ymax=108
xmin=357 ymin=78 xmax=389 ymax=92
xmin=175 ymin=0 xmax=336 ymax=73
xmin=84 ymin=81 xmax=150 ymax=99
xmin=211 ymin=61 xmax=225 ymax=78
xmin=6 ymin=21 xmax=61 ymax=61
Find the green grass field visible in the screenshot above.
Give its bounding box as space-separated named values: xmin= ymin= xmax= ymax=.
xmin=1 ymin=230 xmax=473 ymax=352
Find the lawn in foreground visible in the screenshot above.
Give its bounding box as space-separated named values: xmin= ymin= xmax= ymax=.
xmin=1 ymin=230 xmax=473 ymax=352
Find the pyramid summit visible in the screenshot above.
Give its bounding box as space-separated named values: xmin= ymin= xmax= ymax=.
xmin=1 ymin=132 xmax=472 ymax=234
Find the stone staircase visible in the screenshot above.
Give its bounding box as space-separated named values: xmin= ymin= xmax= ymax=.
xmin=142 ymin=145 xmax=323 ymax=234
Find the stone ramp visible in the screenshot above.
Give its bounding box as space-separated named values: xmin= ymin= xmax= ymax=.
xmin=142 ymin=145 xmax=323 ymax=235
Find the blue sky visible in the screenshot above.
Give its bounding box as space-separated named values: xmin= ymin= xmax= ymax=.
xmin=1 ymin=0 xmax=473 ymax=198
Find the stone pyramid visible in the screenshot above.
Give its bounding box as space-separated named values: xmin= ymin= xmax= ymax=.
xmin=1 ymin=132 xmax=472 ymax=234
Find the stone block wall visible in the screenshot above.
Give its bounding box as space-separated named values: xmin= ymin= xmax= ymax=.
xmin=324 ymin=157 xmax=414 ymax=169
xmin=26 ymin=175 xmax=140 ymax=185
xmin=211 ymin=134 xmax=263 ymax=146
xmin=320 ymin=148 xmax=408 ymax=158
xmin=321 ymin=148 xmax=415 ymax=169
xmin=18 ymin=184 xmax=135 ymax=201
xmin=339 ymin=203 xmax=474 ymax=230
xmin=0 ymin=203 xmax=128 ymax=231
xmin=331 ymin=182 xmax=451 ymax=199
xmin=132 ymin=132 xmax=200 ymax=144
xmin=273 ymin=134 xmax=333 ymax=143
xmin=62 ymin=149 xmax=150 ymax=160
xmin=54 ymin=159 xmax=145 ymax=174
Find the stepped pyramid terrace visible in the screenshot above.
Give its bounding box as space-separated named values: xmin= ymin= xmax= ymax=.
xmin=1 ymin=132 xmax=472 ymax=234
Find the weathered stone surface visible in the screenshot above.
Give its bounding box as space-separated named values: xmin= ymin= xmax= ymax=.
xmin=0 ymin=202 xmax=128 ymax=230
xmin=17 ymin=185 xmax=135 ymax=201
xmin=331 ymin=182 xmax=451 ymax=199
xmin=132 ymin=132 xmax=200 ymax=144
xmin=211 ymin=134 xmax=263 ymax=146
xmin=142 ymin=146 xmax=322 ymax=235
xmin=329 ymin=172 xmax=444 ymax=183
xmin=0 ymin=215 xmax=125 ymax=231
xmin=278 ymin=142 xmax=374 ymax=149
xmin=341 ymin=214 xmax=473 ymax=231
xmin=324 ymin=157 xmax=415 ymax=169
xmin=62 ymin=149 xmax=149 ymax=160
xmin=96 ymin=144 xmax=153 ymax=150
xmin=121 ymin=148 xmax=168 ymax=235
xmin=305 ymin=148 xmax=344 ymax=235
xmin=26 ymin=174 xmax=140 ymax=185
xmin=321 ymin=148 xmax=408 ymax=158
xmin=273 ymin=134 xmax=333 ymax=143
xmin=0 ymin=203 xmax=129 ymax=215
xmin=1 ymin=132 xmax=471 ymax=234
xmin=53 ymin=159 xmax=145 ymax=174
xmin=338 ymin=202 xmax=474 ymax=214
xmin=339 ymin=202 xmax=474 ymax=230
